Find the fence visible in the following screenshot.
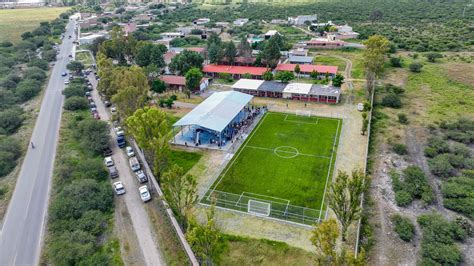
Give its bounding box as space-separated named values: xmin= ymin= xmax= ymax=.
xmin=201 ymin=190 xmax=321 ymax=226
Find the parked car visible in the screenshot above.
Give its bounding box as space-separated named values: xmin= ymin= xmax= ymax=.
xmin=102 ymin=147 xmax=112 ymax=156
xmin=139 ymin=186 xmax=151 ymax=202
xmin=90 ymin=102 xmax=96 ymax=108
xmin=135 ymin=170 xmax=148 ymax=183
xmin=108 ymin=166 xmax=119 ymax=178
xmin=117 ymin=135 xmax=126 ymax=148
xmin=116 ymin=129 xmax=124 ymax=137
xmin=90 ymin=107 xmax=97 ymax=113
xmin=93 ymin=112 xmax=100 ymax=120
xmin=61 ymin=72 xmax=67 ymax=77
xmin=85 ymin=91 xmax=91 ymax=96
xmin=111 ymin=107 xmax=117 ymax=113
xmin=126 ymin=146 xmax=135 ymax=157
xmin=113 ymin=181 xmax=125 ymax=195
xmin=104 ymin=156 xmax=114 ymax=167
xmin=129 ymin=157 xmax=140 ymax=172
xmin=104 ymin=101 xmax=111 ymax=107
xmin=64 ymin=80 xmax=69 ymax=85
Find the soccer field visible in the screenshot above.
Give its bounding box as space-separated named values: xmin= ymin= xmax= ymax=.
xmin=203 ymin=112 xmax=342 ymax=225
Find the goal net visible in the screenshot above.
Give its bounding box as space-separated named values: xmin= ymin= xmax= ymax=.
xmin=248 ymin=200 xmax=271 ymax=216
xmin=295 ymin=110 xmax=311 ymax=117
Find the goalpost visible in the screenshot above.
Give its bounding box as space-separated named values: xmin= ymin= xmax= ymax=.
xmin=295 ymin=110 xmax=311 ymax=117
xmin=248 ymin=200 xmax=271 ymax=217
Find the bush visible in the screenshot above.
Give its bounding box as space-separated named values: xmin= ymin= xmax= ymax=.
xmin=392 ymin=214 xmax=415 ymax=241
xmin=442 ymin=176 xmax=474 ymax=219
xmin=75 ymin=119 xmax=110 ymax=155
xmin=64 ymin=96 xmax=89 ymax=111
xmin=409 ymin=62 xmax=423 ymax=73
xmin=0 ymin=107 xmax=24 ymax=135
xmin=426 ymin=136 xmax=450 ymax=154
xmin=0 ymin=137 xmax=22 ymax=177
xmin=219 ymin=73 xmax=233 ymax=82
xmin=63 ymin=84 xmax=87 ymax=99
xmin=24 ymin=66 xmax=47 ymax=81
xmin=398 ymin=113 xmax=408 ymax=124
xmin=429 ymin=154 xmax=455 ymax=178
xmin=391 ymin=166 xmax=434 ymax=206
xmin=450 ymin=142 xmax=471 ymax=157
xmin=381 ymin=94 xmax=402 ymax=108
xmin=390 ymin=56 xmax=402 ymax=67
xmin=392 ymin=143 xmax=408 ymax=155
xmin=395 ymin=190 xmax=413 ymax=206
xmin=27 ymin=59 xmax=49 ymax=70
xmin=42 ymin=49 xmax=57 ymax=62
xmin=385 ymin=84 xmax=405 ymax=94
xmin=15 ymin=79 xmax=42 ymax=102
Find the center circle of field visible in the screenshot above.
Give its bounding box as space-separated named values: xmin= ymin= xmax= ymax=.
xmin=273 ymin=146 xmax=299 ymax=158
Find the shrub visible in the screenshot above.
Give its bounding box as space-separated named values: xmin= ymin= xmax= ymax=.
xmin=392 ymin=143 xmax=408 ymax=155
xmin=219 ymin=73 xmax=233 ymax=82
xmin=63 ymin=84 xmax=87 ymax=99
xmin=385 ymin=84 xmax=405 ymax=94
xmin=450 ymin=142 xmax=471 ymax=157
xmin=0 ymin=107 xmax=24 ymax=135
xmin=24 ymin=66 xmax=47 ymax=81
xmin=398 ymin=113 xmax=408 ymax=124
xmin=429 ymin=154 xmax=455 ymax=178
xmin=15 ymin=79 xmax=42 ymax=102
xmin=426 ymin=136 xmax=450 ymax=154
xmin=392 ymin=214 xmax=415 ymax=241
xmin=27 ymin=59 xmax=49 ymax=70
xmin=0 ymin=137 xmax=22 ymax=177
xmin=390 ymin=56 xmax=402 ymax=67
xmin=75 ymin=119 xmax=110 ymax=155
xmin=442 ymin=176 xmax=474 ymax=219
xmin=64 ymin=96 xmax=89 ymax=111
xmin=395 ymin=190 xmax=412 ymax=206
xmin=409 ymin=62 xmax=423 ymax=73
xmin=381 ymin=94 xmax=402 ymax=108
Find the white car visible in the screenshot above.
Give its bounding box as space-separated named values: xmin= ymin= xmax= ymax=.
xmin=126 ymin=146 xmax=135 ymax=157
xmin=104 ymin=156 xmax=114 ymax=167
xmin=135 ymin=170 xmax=148 ymax=183
xmin=64 ymin=80 xmax=70 ymax=85
xmin=116 ymin=130 xmax=124 ymax=137
xmin=111 ymin=107 xmax=117 ymax=113
xmin=113 ymin=181 xmax=125 ymax=195
xmin=139 ymin=186 xmax=151 ymax=202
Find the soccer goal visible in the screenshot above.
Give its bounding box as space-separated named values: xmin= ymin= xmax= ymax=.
xmin=248 ymin=200 xmax=271 ymax=217
xmin=296 ymin=110 xmax=311 ymax=117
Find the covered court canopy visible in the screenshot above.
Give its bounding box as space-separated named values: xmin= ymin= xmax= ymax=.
xmin=173 ymin=91 xmax=253 ymax=133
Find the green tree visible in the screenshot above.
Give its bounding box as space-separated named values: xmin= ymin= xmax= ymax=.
xmin=409 ymin=62 xmax=423 ymax=73
xmin=262 ymin=70 xmax=273 ymax=81
xmin=261 ymin=36 xmax=282 ymax=68
xmin=151 ymin=79 xmax=167 ymax=94
xmin=75 ymin=119 xmax=110 ymax=155
xmin=311 ymin=218 xmax=339 ymax=265
xmin=363 ymin=35 xmax=389 ymax=98
xmin=328 ymin=170 xmax=367 ymax=241
xmin=310 ymin=70 xmax=319 ymax=80
xmin=111 ymin=86 xmax=149 ymax=118
xmin=0 ymin=108 xmax=24 ymax=135
xmin=185 ymin=68 xmax=203 ymax=99
xmin=207 ymin=42 xmax=223 ymax=64
xmin=161 ymin=165 xmax=198 ymax=228
xmin=207 ymin=33 xmax=221 ymax=49
xmin=425 ymin=52 xmax=442 ymax=63
xmin=62 ymin=84 xmax=86 ymax=98
xmin=381 ymin=94 xmax=402 ymax=108
xmin=332 ymin=73 xmax=345 ymax=87
xmin=275 ymin=71 xmax=295 ymax=83
xmin=238 ymin=35 xmax=252 ymax=59
xmin=186 ymin=206 xmax=225 ymax=265
xmin=169 ymin=50 xmax=204 ymax=75
xmin=64 ymin=96 xmax=89 ymax=111
xmin=96 ymin=52 xmax=114 ymax=99
xmin=125 ymin=107 xmax=170 ymax=177
xmin=67 ymin=61 xmax=84 ymax=74
xmin=224 ymin=41 xmax=237 ymax=65
xmin=390 ymin=56 xmax=402 ymax=67
xmin=392 ymin=214 xmax=415 ymax=242
xmin=135 ymin=42 xmax=167 ymax=67
xmin=294 ymin=64 xmax=301 ymax=79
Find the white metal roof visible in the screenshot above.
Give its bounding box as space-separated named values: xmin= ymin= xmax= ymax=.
xmin=231 ymin=79 xmax=265 ymax=91
xmin=283 ymin=83 xmax=313 ymax=95
xmin=173 ymin=91 xmax=253 ymax=132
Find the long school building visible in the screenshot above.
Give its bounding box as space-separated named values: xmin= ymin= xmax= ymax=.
xmin=232 ymin=79 xmax=341 ymax=104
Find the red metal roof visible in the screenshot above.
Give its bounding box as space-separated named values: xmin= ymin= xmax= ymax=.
xmin=275 ymin=64 xmax=338 ymax=74
xmin=307 ymin=39 xmax=345 ymax=45
xmin=203 ymin=65 xmax=269 ymax=76
xmin=160 ymin=75 xmax=207 ymax=86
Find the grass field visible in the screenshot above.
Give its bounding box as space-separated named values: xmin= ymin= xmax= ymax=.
xmin=0 ymin=7 xmax=69 ymax=43
xmin=75 ymin=51 xmax=94 ymax=67
xmin=203 ymin=112 xmax=341 ymax=225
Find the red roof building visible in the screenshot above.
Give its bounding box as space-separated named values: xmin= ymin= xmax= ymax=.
xmin=159 ymin=75 xmax=209 ymax=91
xmin=305 ymin=39 xmax=345 ymax=49
xmin=202 ymin=65 xmax=269 ymax=79
xmin=275 ymin=63 xmax=338 ymax=78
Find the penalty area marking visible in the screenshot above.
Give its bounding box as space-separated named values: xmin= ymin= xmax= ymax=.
xmin=284 ymin=114 xmax=319 ymax=125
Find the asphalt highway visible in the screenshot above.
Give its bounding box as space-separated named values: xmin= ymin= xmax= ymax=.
xmin=0 ymin=19 xmax=76 ymax=265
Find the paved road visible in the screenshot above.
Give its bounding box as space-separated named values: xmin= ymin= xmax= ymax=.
xmin=0 ymin=20 xmax=76 ymax=265
xmin=88 ymin=73 xmax=165 ymax=265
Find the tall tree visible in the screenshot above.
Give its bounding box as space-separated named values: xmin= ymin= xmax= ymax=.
xmin=185 ymin=68 xmax=203 ymax=99
xmin=208 ymin=43 xmax=223 ymax=64
xmin=363 ymin=35 xmax=389 ymax=98
xmin=125 ymin=107 xmax=171 ymax=177
xmin=135 ymin=42 xmax=167 ymax=68
xmin=262 ymin=70 xmax=273 ymax=81
xmin=186 ymin=206 xmax=225 ymax=265
xmin=224 ymin=41 xmax=237 ymax=65
xmin=294 ymin=64 xmax=301 ymax=79
xmin=206 ymin=33 xmax=221 ymax=49
xmin=96 ymin=52 xmax=114 ymax=98
xmin=111 ymin=86 xmax=148 ymax=118
xmin=161 ymin=165 xmax=198 ymax=228
xmin=261 ymin=36 xmax=282 ymax=68
xmin=332 ymin=73 xmax=345 ymax=87
xmin=328 ymin=170 xmax=367 ymax=241
xmin=169 ymin=50 xmax=204 ymax=75
xmin=108 ymin=65 xmax=149 ymax=100
xmin=275 ymin=71 xmax=295 ymax=83
xmin=238 ymin=36 xmax=252 ymax=59
xmin=66 ymin=61 xmax=84 ymax=74
xmin=311 ymin=219 xmax=339 ymax=265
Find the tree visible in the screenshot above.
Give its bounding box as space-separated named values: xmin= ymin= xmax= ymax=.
xmin=151 ymin=79 xmax=167 ymax=94
xmin=0 ymin=108 xmax=24 ymax=135
xmin=361 ymin=118 xmax=369 ymax=135
xmin=111 ymin=86 xmax=149 ymax=118
xmin=75 ymin=119 xmax=110 ymax=155
xmin=381 ymin=94 xmax=402 ymax=108
xmin=62 ymin=84 xmax=86 ymax=98
xmin=311 ymin=218 xmax=339 ymax=265
xmin=185 ymin=68 xmax=203 ymax=99
xmin=96 ymin=52 xmax=114 ymax=99
xmin=135 ymin=42 xmax=167 ymax=68
xmin=310 ymin=70 xmax=319 ymax=80
xmin=224 ymin=41 xmax=237 ymax=65
xmin=169 ymin=50 xmax=204 ymax=75
xmin=390 ymin=56 xmax=402 ymax=67
xmin=294 ymin=64 xmax=301 ymax=79
xmin=67 ymin=61 xmax=84 ymax=74
xmin=64 ymin=96 xmax=89 ymax=111
xmin=107 ymin=65 xmax=150 ymax=101
xmin=409 ymin=62 xmax=423 ymax=73
xmin=261 ymin=36 xmax=281 ymax=68
xmin=186 ymin=206 xmax=225 ymax=265
xmin=208 ymin=43 xmax=223 ymax=64
xmin=425 ymin=52 xmax=442 ymax=63
xmin=363 ymin=35 xmax=389 ymax=98
xmin=262 ymin=70 xmax=273 ymax=81
xmin=369 ymin=9 xmax=383 ymax=23
xmin=207 ymin=33 xmax=221 ymax=49
xmin=125 ymin=107 xmax=170 ymax=177
xmin=332 ymin=73 xmax=345 ymax=87
xmin=275 ymin=71 xmax=295 ymax=83
xmin=161 ymin=165 xmax=198 ymax=228
xmin=238 ymin=35 xmax=252 ymax=59
xmin=328 ymin=170 xmax=367 ymax=241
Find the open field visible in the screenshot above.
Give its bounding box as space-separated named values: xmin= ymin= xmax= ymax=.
xmin=203 ymin=112 xmax=341 ymax=225
xmin=0 ymin=7 xmax=69 ymax=43
xmin=75 ymin=51 xmax=94 ymax=67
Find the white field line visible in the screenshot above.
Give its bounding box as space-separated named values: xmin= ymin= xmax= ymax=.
xmin=245 ymin=145 xmax=331 ymax=159
xmin=284 ymin=114 xmax=319 ymax=125
xmin=242 ymin=191 xmax=290 ymax=205
xmin=318 ymin=119 xmax=341 ymax=221
xmin=236 ymin=192 xmax=245 ymax=207
xmin=209 ymin=113 xmax=269 ymax=195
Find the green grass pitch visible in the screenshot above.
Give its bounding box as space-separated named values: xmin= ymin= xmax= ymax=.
xmin=206 ymin=112 xmax=342 ymax=216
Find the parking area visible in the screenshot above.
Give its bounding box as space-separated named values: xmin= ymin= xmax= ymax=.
xmin=87 ymin=72 xmax=165 ymax=265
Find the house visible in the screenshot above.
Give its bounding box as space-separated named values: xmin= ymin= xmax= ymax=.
xmin=264 ymin=30 xmax=280 ymax=40
xmin=159 ymin=75 xmax=209 ymax=91
xmin=233 ymin=18 xmax=249 ymax=27
xmin=247 ymin=36 xmax=264 ymax=44
xmin=215 ymin=22 xmax=230 ymax=28
xmin=193 ymin=18 xmax=210 ymax=25
xmin=154 ymin=38 xmax=173 ymax=49
xmin=231 ymin=79 xmax=340 ymax=103
xmin=333 ymin=24 xmax=359 ymax=39
xmin=161 ymin=32 xmax=185 ymax=39
xmin=202 ymin=65 xmax=269 ymax=79
xmin=79 ymin=33 xmax=108 ymax=45
xmin=270 ymin=19 xmax=287 ymax=25
xmin=289 ymin=48 xmax=308 ymax=57
xmin=275 ymin=63 xmax=338 ymax=78
xmin=78 ymin=16 xmax=98 ymax=29
xmin=305 ymin=38 xmax=345 ymax=49
xmin=123 ymin=23 xmax=137 ymax=36
xmin=288 ymin=14 xmax=317 ymax=25
xmin=288 ymin=55 xmax=314 ymax=65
